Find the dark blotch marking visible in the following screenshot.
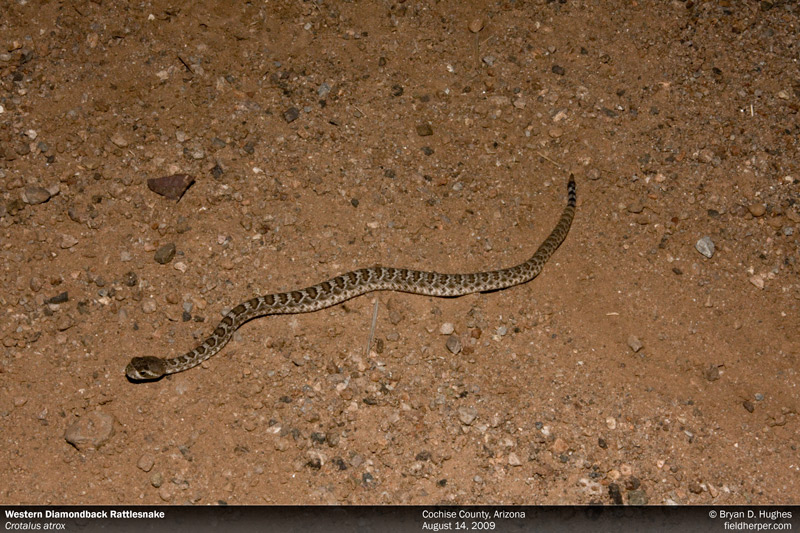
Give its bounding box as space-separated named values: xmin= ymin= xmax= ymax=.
xmin=233 ymin=304 xmax=246 ymax=315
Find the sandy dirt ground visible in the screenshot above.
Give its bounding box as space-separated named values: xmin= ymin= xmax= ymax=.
xmin=1 ymin=0 xmax=798 ymax=506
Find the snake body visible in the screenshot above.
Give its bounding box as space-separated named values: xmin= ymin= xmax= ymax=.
xmin=126 ymin=177 xmax=576 ymax=381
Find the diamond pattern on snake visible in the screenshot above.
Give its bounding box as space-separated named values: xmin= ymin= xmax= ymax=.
xmin=126 ymin=176 xmax=576 ymax=381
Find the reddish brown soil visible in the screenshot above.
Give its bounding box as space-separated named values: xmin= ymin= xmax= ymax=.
xmin=1 ymin=0 xmax=798 ymax=505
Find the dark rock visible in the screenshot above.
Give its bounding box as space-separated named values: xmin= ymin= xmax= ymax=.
xmin=154 ymin=243 xmax=176 ymax=264
xmin=211 ymin=162 xmax=224 ymax=180
xmin=147 ymin=174 xmax=195 ymax=201
xmin=283 ymin=107 xmax=300 ymax=123
xmin=46 ymin=291 xmax=69 ymax=304
xmin=123 ymin=271 xmax=138 ymax=287
xmin=416 ymin=123 xmax=433 ymax=137
xmin=608 ymin=483 xmax=623 ymax=505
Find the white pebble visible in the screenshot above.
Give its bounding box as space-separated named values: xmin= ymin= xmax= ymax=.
xmin=627 ymin=335 xmax=643 ymax=353
xmin=749 ymin=274 xmax=765 ymax=289
xmin=695 ymin=236 xmax=715 ymax=258
xmin=439 ymin=322 xmax=455 ymax=335
xmin=59 ymin=234 xmax=78 ymax=249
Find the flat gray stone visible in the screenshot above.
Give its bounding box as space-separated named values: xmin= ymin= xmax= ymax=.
xmin=64 ymin=411 xmax=116 ymax=450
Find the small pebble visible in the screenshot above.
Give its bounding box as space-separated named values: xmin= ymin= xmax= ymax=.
xmin=158 ymin=486 xmax=173 ymax=502
xmin=627 ymin=489 xmax=649 ymax=505
xmin=695 ymin=236 xmax=715 ymax=258
xmin=749 ymin=274 xmax=765 ymax=290
xmin=59 ymin=234 xmax=78 ymax=249
xmin=123 ymin=271 xmax=138 ymax=287
xmin=445 ymin=335 xmax=462 ymax=355
xmin=283 ymin=107 xmax=300 ymax=123
xmin=439 ymin=323 xmax=454 ymax=335
xmin=21 ymin=186 xmax=51 ymax=205
xmin=458 ymin=406 xmax=478 ymax=425
xmin=142 ymin=298 xmax=157 ymax=314
xmin=56 ymin=314 xmax=74 ymax=331
xmin=468 ymin=18 xmax=484 ymax=33
xmin=154 ymin=243 xmax=176 ymax=264
xmin=552 ymin=438 xmax=568 ymax=454
xmin=747 ymin=203 xmax=766 ymax=217
xmin=704 ymin=365 xmax=720 ymax=382
xmin=110 ymin=132 xmax=129 ymax=147
xmin=507 ymin=452 xmax=522 ymax=466
xmin=29 ymin=277 xmax=42 ymax=292
xmin=627 ymin=335 xmax=643 ymax=353
xmin=742 ymin=400 xmax=755 ymax=413
xmin=137 ymin=453 xmax=155 ymax=472
xmin=147 ymin=174 xmax=195 ymax=201
xmin=416 ymin=123 xmax=433 ymax=137
xmin=627 ymin=202 xmax=645 ymax=214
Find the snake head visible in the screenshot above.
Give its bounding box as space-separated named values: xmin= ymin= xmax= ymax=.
xmin=126 ymin=356 xmax=167 ymax=381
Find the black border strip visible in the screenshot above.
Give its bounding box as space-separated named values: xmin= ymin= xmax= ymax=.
xmin=1 ymin=505 xmax=797 ymax=532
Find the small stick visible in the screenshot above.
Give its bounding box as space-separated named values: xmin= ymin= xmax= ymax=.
xmin=536 ymin=152 xmax=562 ymax=169
xmin=177 ymin=55 xmax=194 ymax=74
xmin=365 ymin=298 xmax=380 ymax=358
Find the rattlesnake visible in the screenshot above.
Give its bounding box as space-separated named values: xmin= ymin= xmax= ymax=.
xmin=126 ymin=176 xmax=576 ymax=381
